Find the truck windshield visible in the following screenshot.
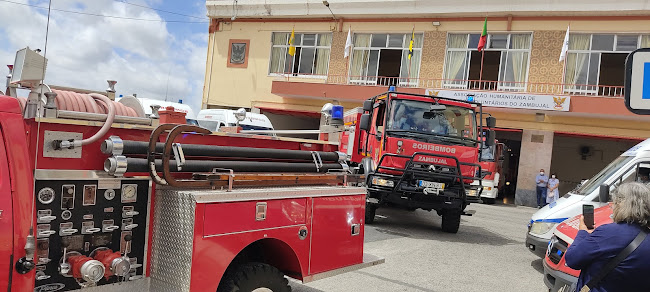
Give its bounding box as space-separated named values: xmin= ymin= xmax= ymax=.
xmin=574 ymin=155 xmax=634 ymax=197
xmin=387 ymin=99 xmax=477 ymax=141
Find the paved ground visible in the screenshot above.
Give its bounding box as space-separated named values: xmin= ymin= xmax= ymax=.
xmin=290 ymin=203 xmax=547 ymax=292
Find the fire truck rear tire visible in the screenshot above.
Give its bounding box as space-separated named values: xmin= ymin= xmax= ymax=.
xmin=365 ymin=203 xmax=377 ymax=224
xmin=441 ymin=210 xmax=461 ymax=233
xmin=219 ymin=262 xmax=291 ymax=292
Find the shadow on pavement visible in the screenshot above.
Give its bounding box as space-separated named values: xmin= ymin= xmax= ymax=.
xmin=289 ymin=282 xmax=326 ymax=292
xmin=366 ymin=206 xmax=519 ymax=246
xmin=531 ymin=258 xmax=544 ymax=274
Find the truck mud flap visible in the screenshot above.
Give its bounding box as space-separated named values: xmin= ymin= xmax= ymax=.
xmin=301 ymin=253 xmax=385 ymax=283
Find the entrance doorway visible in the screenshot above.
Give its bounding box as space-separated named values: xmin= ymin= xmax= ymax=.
xmin=495 ymin=129 xmax=522 ymax=204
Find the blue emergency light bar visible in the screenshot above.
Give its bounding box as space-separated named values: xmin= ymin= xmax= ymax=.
xmin=331 ymin=105 xmax=344 ymax=120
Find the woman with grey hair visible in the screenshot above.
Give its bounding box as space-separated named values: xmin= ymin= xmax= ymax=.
xmin=564 ymin=182 xmax=650 ymax=292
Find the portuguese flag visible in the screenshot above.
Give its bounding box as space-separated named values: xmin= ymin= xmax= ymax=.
xmin=477 ymin=18 xmax=487 ymax=52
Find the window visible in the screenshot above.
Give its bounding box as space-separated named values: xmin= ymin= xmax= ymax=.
xmin=386 ymin=99 xmax=477 ymax=143
xmin=564 ymin=34 xmax=650 ymax=96
xmin=268 ymin=32 xmax=332 ymax=77
xmin=349 ymin=33 xmax=423 ymax=86
xmin=443 ymin=33 xmax=532 ymax=92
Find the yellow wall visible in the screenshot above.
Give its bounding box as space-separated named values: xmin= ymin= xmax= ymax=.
xmin=203 ymin=18 xmax=650 ymax=114
xmin=202 ymin=21 xmax=334 ymax=110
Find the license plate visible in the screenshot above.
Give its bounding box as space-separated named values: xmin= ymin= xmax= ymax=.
xmin=418 ymin=180 xmax=444 ymax=195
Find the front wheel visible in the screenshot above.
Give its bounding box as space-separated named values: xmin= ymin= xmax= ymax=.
xmin=218 ymin=262 xmax=291 ymax=292
xmin=441 ymin=210 xmax=461 ymax=233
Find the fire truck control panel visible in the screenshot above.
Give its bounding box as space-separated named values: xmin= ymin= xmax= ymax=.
xmin=34 ymin=174 xmax=150 ymax=289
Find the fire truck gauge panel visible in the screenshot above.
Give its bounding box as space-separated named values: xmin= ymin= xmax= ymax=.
xmin=61 ymin=210 xmax=72 ymax=221
xmin=38 ymin=187 xmax=55 ymax=204
xmin=121 ymin=184 xmax=137 ymax=203
xmin=104 ymin=189 xmax=116 ymax=201
xmin=82 ymin=185 xmax=97 ymax=206
xmin=61 ymin=185 xmax=75 ymax=210
xmin=33 ymin=175 xmax=149 ymax=291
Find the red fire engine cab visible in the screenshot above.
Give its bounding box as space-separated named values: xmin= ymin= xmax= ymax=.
xmin=0 ymin=49 xmax=382 ymax=292
xmin=339 ymin=90 xmax=496 ymax=233
xmin=473 ymin=141 xmax=505 ymax=204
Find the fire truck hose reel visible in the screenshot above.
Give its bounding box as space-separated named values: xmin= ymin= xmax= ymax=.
xmin=103 ymin=138 xmax=345 ymax=162
xmin=54 ymin=93 xmax=116 ymax=150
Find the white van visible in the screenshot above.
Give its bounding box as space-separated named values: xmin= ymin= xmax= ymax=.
xmin=196 ymin=109 xmax=274 ymax=132
xmin=525 ymin=138 xmax=650 ymax=258
xmin=118 ymin=96 xmax=198 ymax=125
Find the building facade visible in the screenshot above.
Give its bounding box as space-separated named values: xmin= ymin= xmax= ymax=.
xmin=203 ymin=0 xmax=650 ymax=206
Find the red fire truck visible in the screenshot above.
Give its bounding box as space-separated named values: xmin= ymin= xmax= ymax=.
xmin=474 ymin=141 xmax=505 ymax=204
xmin=0 ymin=49 xmax=382 ymax=292
xmin=339 ymin=90 xmax=496 ymax=233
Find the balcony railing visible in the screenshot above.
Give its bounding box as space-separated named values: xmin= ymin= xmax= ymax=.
xmin=275 ymin=74 xmax=625 ymax=98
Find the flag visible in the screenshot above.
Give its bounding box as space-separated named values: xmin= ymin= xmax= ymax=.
xmin=477 ymin=18 xmax=487 ymax=52
xmin=288 ymin=28 xmax=296 ymax=56
xmin=408 ymin=28 xmax=415 ymax=60
xmin=344 ymin=27 xmax=352 ymax=58
xmin=559 ymin=25 xmax=570 ymax=63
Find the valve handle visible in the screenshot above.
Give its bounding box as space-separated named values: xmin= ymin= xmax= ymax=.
xmin=38 ymin=230 xmax=56 ymax=237
xmin=123 ymin=224 xmax=138 ymax=230
xmin=104 ymin=225 xmax=119 ymax=232
xmin=85 ymin=227 xmax=101 ymax=234
xmin=60 ymin=228 xmax=78 ymax=236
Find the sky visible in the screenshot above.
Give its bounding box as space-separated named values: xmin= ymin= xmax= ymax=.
xmin=0 ymin=0 xmax=209 ymax=113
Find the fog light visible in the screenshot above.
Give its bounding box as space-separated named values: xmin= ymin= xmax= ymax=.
xmin=466 ymin=189 xmax=478 ymax=197
xmin=371 ymin=177 xmax=394 ymax=188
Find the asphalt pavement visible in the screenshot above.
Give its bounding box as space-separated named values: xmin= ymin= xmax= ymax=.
xmin=291 ymin=203 xmax=546 ymax=292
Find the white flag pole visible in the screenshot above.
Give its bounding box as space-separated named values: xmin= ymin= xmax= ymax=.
xmin=560 ymin=25 xmax=570 ymax=92
xmin=344 ymin=27 xmax=353 ymax=82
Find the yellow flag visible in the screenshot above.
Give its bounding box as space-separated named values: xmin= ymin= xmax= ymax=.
xmin=288 ymin=28 xmax=296 ymax=56
xmin=408 ymin=29 xmax=414 ymax=60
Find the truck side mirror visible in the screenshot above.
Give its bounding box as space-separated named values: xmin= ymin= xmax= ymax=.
xmin=485 ymin=130 xmax=495 ymax=146
xmin=359 ymin=114 xmax=371 ymax=131
xmin=486 ymin=116 xmax=497 ymax=128
xmin=599 ymin=184 xmax=610 ymax=203
xmin=363 ymin=100 xmax=373 ymax=112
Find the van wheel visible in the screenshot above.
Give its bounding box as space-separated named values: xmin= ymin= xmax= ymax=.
xmin=218 ymin=262 xmax=290 ymax=292
xmin=441 ymin=211 xmax=461 ymax=233
xmin=365 ymin=203 xmax=377 ymax=224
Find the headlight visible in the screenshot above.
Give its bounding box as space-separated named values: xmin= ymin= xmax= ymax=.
xmin=371 ymin=177 xmax=394 ymax=187
xmin=466 ymin=189 xmax=479 ymax=197
xmin=529 ymin=222 xmax=557 ymax=235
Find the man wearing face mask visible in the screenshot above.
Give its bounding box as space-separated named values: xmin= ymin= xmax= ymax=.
xmin=535 ymin=169 xmax=548 ymax=208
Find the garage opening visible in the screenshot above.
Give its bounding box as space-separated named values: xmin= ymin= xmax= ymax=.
xmin=495 ymin=129 xmax=522 ymax=205
xmin=550 ymin=134 xmax=640 ymax=195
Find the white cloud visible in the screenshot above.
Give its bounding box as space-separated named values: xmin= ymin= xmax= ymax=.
xmin=0 ymin=0 xmax=207 ymax=114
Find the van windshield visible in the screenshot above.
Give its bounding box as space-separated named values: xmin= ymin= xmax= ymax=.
xmin=574 ymin=155 xmax=634 ymax=197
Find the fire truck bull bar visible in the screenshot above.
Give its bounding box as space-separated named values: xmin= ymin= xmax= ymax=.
xmin=367 ymin=152 xmax=484 ymax=208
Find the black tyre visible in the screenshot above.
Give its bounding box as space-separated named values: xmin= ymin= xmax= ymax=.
xmin=365 ymin=203 xmax=377 ymax=224
xmin=482 ymin=198 xmax=496 ymax=204
xmin=218 ymin=262 xmax=291 ymax=292
xmin=441 ymin=210 xmax=461 ymax=233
